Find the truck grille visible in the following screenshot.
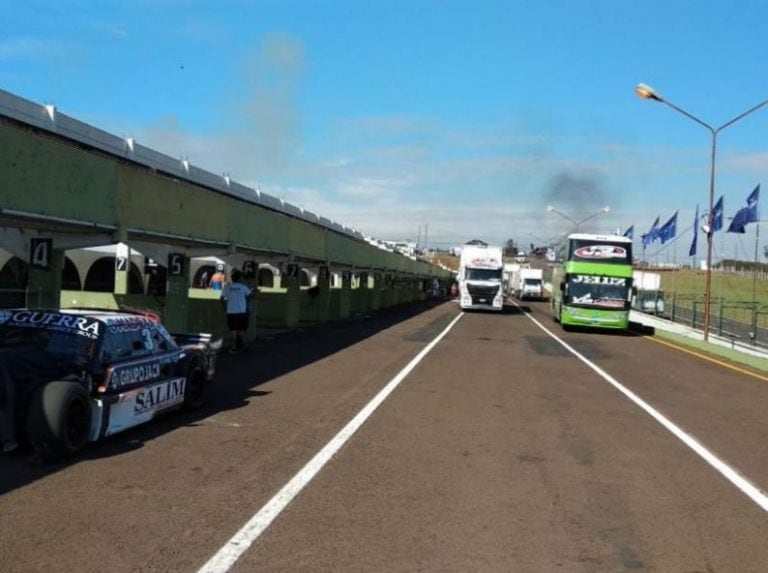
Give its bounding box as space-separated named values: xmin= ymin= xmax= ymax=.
xmin=467 ymin=284 xmax=499 ymax=304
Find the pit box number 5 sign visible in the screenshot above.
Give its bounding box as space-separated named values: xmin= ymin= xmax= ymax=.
xmin=168 ymin=253 xmax=185 ymax=276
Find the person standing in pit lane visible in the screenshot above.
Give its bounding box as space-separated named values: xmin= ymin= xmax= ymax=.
xmin=209 ymin=265 xmax=226 ymax=291
xmin=221 ymin=269 xmax=253 ymax=354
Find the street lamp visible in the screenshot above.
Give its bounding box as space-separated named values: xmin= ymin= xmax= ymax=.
xmin=546 ymin=205 xmax=610 ymax=231
xmin=636 ymin=82 xmax=768 ymax=342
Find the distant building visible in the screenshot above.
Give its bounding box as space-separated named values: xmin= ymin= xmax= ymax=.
xmin=382 ymin=240 xmax=417 ymax=258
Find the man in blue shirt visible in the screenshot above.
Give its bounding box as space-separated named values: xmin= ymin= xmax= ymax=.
xmin=221 ymin=269 xmax=253 ymax=354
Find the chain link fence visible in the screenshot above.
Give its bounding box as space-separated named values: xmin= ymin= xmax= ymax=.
xmin=647 ymin=292 xmax=768 ymax=347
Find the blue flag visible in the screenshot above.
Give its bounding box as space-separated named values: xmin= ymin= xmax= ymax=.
xmin=658 ymin=211 xmax=678 ymax=244
xmin=689 ymin=204 xmax=698 ymax=257
xmin=641 ymin=216 xmax=659 ymax=248
xmin=711 ymin=195 xmax=724 ymax=232
xmin=727 ymin=185 xmax=760 ymax=234
xmin=623 ymin=225 xmax=634 ymax=240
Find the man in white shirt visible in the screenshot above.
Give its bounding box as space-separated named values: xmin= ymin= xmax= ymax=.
xmin=221 ymin=269 xmax=253 ymax=354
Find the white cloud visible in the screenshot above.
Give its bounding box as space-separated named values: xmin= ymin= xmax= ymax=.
xmin=324 ymin=158 xmax=352 ymax=168
xmin=722 ymin=151 xmax=768 ymax=174
xmin=0 ymin=38 xmax=64 ymax=61
xmin=92 ymin=23 xmax=128 ymax=39
xmin=337 ymin=176 xmax=416 ymax=199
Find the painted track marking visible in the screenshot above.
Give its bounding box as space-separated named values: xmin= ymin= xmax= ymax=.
xmin=515 ymin=302 xmax=768 ymax=513
xmin=197 ymin=312 xmax=464 ymax=573
xmin=644 ymin=335 xmax=768 ymax=383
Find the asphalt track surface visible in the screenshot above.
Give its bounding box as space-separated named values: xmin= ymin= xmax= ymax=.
xmin=2 ymin=299 xmax=768 ymax=572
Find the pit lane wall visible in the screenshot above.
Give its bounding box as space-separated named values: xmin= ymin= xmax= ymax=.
xmin=0 ymin=88 xmax=450 ymax=331
xmin=54 ymin=273 xmax=429 ymax=342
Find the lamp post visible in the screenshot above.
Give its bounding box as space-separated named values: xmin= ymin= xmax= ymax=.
xmin=546 ymin=205 xmax=610 ymax=232
xmin=636 ymin=82 xmax=768 ymax=342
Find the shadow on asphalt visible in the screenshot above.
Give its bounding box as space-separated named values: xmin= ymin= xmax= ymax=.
xmin=504 ymin=305 xmax=529 ymax=315
xmin=460 ymin=304 xmax=529 ymax=315
xmin=629 ymin=322 xmax=656 ymax=336
xmin=565 ymin=322 xmax=656 ymax=337
xmin=0 ymin=299 xmax=455 ymax=494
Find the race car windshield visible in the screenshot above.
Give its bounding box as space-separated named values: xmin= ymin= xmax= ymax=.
xmin=0 ymin=325 xmax=97 ymax=365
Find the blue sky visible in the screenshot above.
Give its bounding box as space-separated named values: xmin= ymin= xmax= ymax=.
xmin=3 ymin=0 xmax=768 ymax=261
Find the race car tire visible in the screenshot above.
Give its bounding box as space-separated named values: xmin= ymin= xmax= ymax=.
xmin=27 ymin=381 xmax=91 ymax=461
xmin=183 ymin=364 xmax=208 ymax=411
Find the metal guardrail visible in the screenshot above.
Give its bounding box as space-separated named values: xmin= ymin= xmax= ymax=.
xmin=645 ymin=292 xmax=768 ymax=347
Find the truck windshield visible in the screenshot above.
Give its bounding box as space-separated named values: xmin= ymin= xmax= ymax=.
xmin=466 ymin=268 xmax=502 ymax=281
xmin=566 ymin=275 xmax=629 ymax=308
xmin=0 ymin=325 xmax=97 ymax=366
xmin=524 ymin=279 xmax=542 ymax=286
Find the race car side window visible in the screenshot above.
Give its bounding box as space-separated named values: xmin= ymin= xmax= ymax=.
xmin=148 ymin=325 xmax=170 ymax=354
xmin=153 ymin=323 xmax=177 ymax=351
xmin=140 ymin=328 xmax=154 ymax=353
xmin=98 ymin=320 xmax=175 ymax=363
xmin=100 ymin=331 xmax=151 ymax=362
xmin=99 ymin=331 xmax=135 ymax=363
xmin=125 ymin=330 xmax=152 ymax=359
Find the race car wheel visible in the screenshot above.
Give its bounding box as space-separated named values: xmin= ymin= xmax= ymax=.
xmin=183 ymin=366 xmax=208 ymax=411
xmin=27 ymin=381 xmax=91 ymax=461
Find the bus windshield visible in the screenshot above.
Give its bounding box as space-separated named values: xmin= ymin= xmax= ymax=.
xmin=566 ymin=274 xmax=629 ymax=308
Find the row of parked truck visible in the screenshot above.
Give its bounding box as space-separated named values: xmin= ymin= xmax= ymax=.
xmin=456 ymin=239 xmax=665 ymax=318
xmin=504 ymin=264 xmax=544 ymax=301
xmin=456 ymin=241 xmax=544 ymax=312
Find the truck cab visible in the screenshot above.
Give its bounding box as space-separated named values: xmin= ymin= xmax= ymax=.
xmin=458 ymin=241 xmax=504 ymax=312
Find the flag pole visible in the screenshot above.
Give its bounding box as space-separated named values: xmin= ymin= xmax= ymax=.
xmin=753 ymin=219 xmax=760 ymax=306
xmin=718 ymin=229 xmax=724 ymax=313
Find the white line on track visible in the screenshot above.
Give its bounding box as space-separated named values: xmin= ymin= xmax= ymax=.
xmin=197 ymin=312 xmax=465 ymax=573
xmin=516 ymin=302 xmax=768 ymax=513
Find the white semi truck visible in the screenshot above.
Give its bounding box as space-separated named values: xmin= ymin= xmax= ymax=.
xmin=512 ymin=267 xmax=544 ymax=300
xmin=458 ymin=241 xmax=504 ymax=311
xmin=503 ymin=263 xmax=520 ymax=297
xmin=631 ymin=270 xmax=664 ymax=314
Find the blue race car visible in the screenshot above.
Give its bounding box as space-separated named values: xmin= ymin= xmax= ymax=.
xmin=0 ymin=308 xmax=221 ymax=460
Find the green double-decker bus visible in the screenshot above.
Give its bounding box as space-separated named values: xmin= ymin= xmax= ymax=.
xmin=551 ymin=233 xmax=633 ymax=330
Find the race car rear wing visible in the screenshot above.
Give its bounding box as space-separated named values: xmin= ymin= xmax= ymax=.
xmin=171 ymin=332 xmax=223 ymax=381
